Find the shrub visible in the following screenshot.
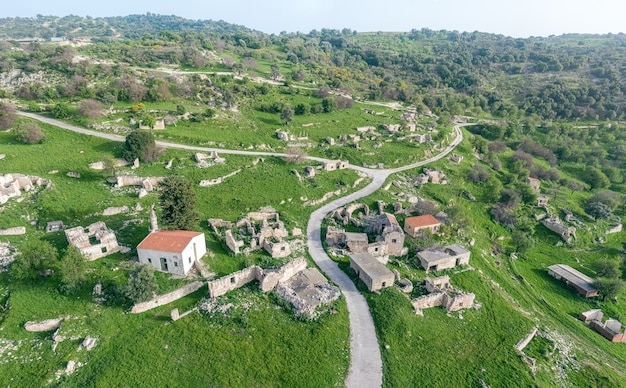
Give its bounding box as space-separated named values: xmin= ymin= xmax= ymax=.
xmin=15 ymin=123 xmax=45 ymax=144
xmin=123 ymin=264 xmax=158 ymax=304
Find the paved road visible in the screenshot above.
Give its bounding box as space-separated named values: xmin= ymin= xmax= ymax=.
xmin=19 ymin=111 xmax=464 ymax=388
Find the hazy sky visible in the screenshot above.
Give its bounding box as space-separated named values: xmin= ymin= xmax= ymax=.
xmin=2 ymin=0 xmax=626 ymax=37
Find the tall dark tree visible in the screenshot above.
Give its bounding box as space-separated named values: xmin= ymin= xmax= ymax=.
xmin=123 ymin=264 xmax=157 ymax=304
xmin=593 ymin=278 xmax=625 ymax=301
xmin=280 ymin=106 xmax=294 ymax=125
xmin=123 ymin=130 xmax=160 ymax=162
xmin=159 ymin=176 xmax=199 ymax=230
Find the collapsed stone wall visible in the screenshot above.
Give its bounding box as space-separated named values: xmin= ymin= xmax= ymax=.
xmin=131 ymin=281 xmax=205 ymax=314
xmin=411 ymin=292 xmax=446 ymax=313
xmin=260 ymin=257 xmax=307 ymax=291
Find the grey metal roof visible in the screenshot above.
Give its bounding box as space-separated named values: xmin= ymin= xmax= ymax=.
xmin=548 ymin=264 xmax=597 ymax=293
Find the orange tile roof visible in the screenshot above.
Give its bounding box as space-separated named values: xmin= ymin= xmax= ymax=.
xmin=405 ymin=214 xmax=441 ymax=228
xmin=137 ymin=230 xmax=204 ymax=253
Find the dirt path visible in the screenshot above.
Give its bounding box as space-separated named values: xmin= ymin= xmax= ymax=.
xmin=18 ymin=111 xmax=464 ymax=388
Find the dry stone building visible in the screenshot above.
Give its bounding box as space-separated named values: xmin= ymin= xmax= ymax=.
xmin=416 ymin=244 xmax=470 ymax=273
xmin=65 ymin=222 xmax=123 ymax=260
xmin=404 ymin=214 xmax=441 ymax=237
xmin=349 ymin=252 xmax=395 ymax=292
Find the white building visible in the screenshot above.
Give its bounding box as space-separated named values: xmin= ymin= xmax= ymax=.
xmin=137 ymin=230 xmax=206 ymax=275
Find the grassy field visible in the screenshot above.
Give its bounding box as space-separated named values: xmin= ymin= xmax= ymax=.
xmin=0 ymin=118 xmax=360 ymax=386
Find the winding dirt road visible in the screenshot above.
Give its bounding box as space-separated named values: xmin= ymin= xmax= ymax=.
xmin=18 ymin=111 xmax=463 ymax=387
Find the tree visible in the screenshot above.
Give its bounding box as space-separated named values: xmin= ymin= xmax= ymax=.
xmin=0 ymin=102 xmax=16 ymax=130
xmin=159 ymin=176 xmax=199 ymax=230
xmin=123 ymin=264 xmax=158 ymax=304
xmin=584 ymin=167 xmax=610 ymax=190
xmin=58 ymin=245 xmax=88 ymax=294
xmin=15 ymin=123 xmax=45 ymax=144
xmin=585 ymin=201 xmax=613 ymax=220
xmin=322 ymin=98 xmax=337 ymax=113
xmin=123 ymin=130 xmax=161 ymax=162
xmin=280 ymin=106 xmax=294 ymax=125
xmin=51 ymin=103 xmax=72 ymax=119
xmin=594 ymin=259 xmax=621 ymax=279
xmin=13 ymin=240 xmax=58 ymax=280
xmin=270 ymin=62 xmax=280 ymax=81
xmin=511 ymin=231 xmax=533 ymax=253
xmin=77 ymin=99 xmax=104 ymax=121
xmin=593 ymin=278 xmax=625 ymax=301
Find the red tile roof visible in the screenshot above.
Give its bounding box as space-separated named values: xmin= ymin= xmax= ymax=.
xmin=137 ymin=230 xmax=204 ymax=253
xmin=405 ymin=214 xmax=441 ymax=228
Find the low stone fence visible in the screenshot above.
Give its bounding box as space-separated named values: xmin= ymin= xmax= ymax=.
xmin=207 ymin=266 xmax=263 ymax=298
xmin=131 ymin=281 xmax=205 ymax=314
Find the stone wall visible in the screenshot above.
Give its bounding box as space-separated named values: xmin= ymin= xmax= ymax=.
xmin=515 ymin=327 xmax=539 ymax=352
xmin=445 ymin=293 xmax=475 ymax=312
xmin=131 ymin=281 xmax=205 ymax=314
xmin=0 ymin=227 xmax=26 ymax=235
xmin=207 ymin=266 xmax=263 ymax=298
xmin=411 ymin=292 xmax=446 ymax=313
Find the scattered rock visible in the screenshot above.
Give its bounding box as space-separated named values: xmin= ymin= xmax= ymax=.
xmin=24 ymin=318 xmax=63 ymax=332
xmin=66 ymin=172 xmax=80 ymax=179
xmin=165 ymin=159 xmax=173 ymax=169
xmin=81 ymin=336 xmax=98 ymax=351
xmin=138 ymin=188 xmax=148 ymax=199
xmin=0 ymin=154 xmax=5 ymax=160
xmin=132 ymin=158 xmax=140 ymax=169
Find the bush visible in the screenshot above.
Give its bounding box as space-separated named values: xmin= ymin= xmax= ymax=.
xmin=468 ymin=164 xmax=490 ymax=183
xmin=123 ymin=264 xmax=158 ymax=304
xmin=123 ymin=130 xmax=162 ymax=162
xmin=15 ymin=123 xmax=45 ymax=144
xmin=585 ymin=201 xmax=613 ymax=220
xmin=0 ymin=102 xmax=16 ymax=130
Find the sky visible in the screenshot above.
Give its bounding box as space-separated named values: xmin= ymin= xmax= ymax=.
xmin=2 ymin=0 xmax=626 ymax=38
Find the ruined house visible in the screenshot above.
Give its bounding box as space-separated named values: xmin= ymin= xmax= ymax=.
xmin=416 ymin=244 xmax=471 ymax=273
xmin=349 ymin=252 xmax=395 ymax=292
xmin=322 ymin=160 xmax=350 ymax=171
xmin=579 ymin=310 xmax=626 ymax=342
xmin=371 ymin=213 xmax=407 ymax=256
xmin=449 ymin=154 xmax=463 ymax=164
xmin=548 ymin=264 xmax=598 ymax=298
xmin=211 ymin=210 xmax=294 ymax=259
xmin=411 ymin=275 xmax=476 ymax=315
xmin=137 ymin=230 xmax=207 ymax=275
xmin=415 ymin=168 xmax=446 ymax=185
xmin=325 ymin=226 xmax=392 ymax=264
xmin=542 ymin=216 xmax=576 ymax=244
xmin=0 ymin=173 xmax=50 ymax=205
xmin=344 ymin=232 xmax=369 ymax=253
xmin=382 ymin=124 xmax=401 ymax=133
xmin=404 ymin=214 xmax=441 ymax=237
xmin=537 ymin=195 xmax=549 ymax=207
xmin=65 ymin=222 xmax=123 ymax=260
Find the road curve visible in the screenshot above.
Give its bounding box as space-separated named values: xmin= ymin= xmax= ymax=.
xmin=18 ymin=111 xmax=464 ymax=388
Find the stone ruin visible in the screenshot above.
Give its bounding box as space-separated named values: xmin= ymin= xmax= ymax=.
xmin=206 ymin=257 xmax=340 ymax=318
xmin=209 ymin=208 xmax=295 ymax=258
xmin=330 ymin=203 xmax=370 ymax=227
xmin=415 ymin=168 xmax=447 ymax=186
xmin=411 ymin=275 xmax=476 ymax=315
xmin=276 ymin=129 xmax=308 ymax=142
xmin=322 ymin=160 xmax=349 ymax=171
xmin=542 ymin=215 xmax=576 ymax=244
xmin=115 ymin=176 xmax=163 ymax=198
xmin=46 ymin=221 xmax=64 ymax=233
xmin=199 ymin=169 xmax=242 ymax=187
xmin=65 ymin=221 xmax=127 ymax=260
xmin=195 ymin=151 xmax=225 ymax=168
xmin=0 ymin=173 xmax=51 ymax=205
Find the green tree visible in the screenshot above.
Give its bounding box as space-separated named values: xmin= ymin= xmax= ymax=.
xmin=159 ymin=176 xmax=199 ymax=230
xmin=139 ymin=113 xmax=156 ymax=129
xmin=585 ymin=201 xmax=613 ymax=220
xmin=270 ymin=62 xmax=280 ymax=81
xmin=594 ymin=259 xmax=621 ymax=279
xmin=13 ymin=240 xmax=58 ymax=280
xmin=123 ymin=264 xmax=157 ymax=304
xmin=593 ymin=278 xmax=625 ymax=301
xmin=511 ymin=231 xmax=533 ymax=254
xmin=584 ymin=167 xmax=610 ymax=190
xmin=322 ymin=98 xmax=337 ymax=113
xmin=123 ymin=130 xmax=159 ymax=162
xmin=280 ymin=106 xmax=294 ymax=125
xmin=51 ymin=103 xmax=72 ymax=119
xmin=58 ymin=245 xmax=88 ymax=294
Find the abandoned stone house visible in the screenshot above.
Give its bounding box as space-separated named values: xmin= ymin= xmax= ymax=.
xmin=579 ymin=310 xmax=626 ymax=342
xmin=349 ymin=252 xmax=395 ymax=292
xmin=411 ymin=275 xmax=476 ymax=315
xmin=137 ymin=230 xmax=207 ymax=275
xmin=548 ymin=264 xmax=599 ymax=298
xmin=416 ymin=244 xmax=471 ymax=273
xmin=326 ymin=226 xmax=390 ymax=263
xmin=404 ymin=214 xmax=441 ymax=237
xmin=209 ymin=210 xmax=294 ymax=259
xmin=449 ymin=154 xmax=463 ymax=164
xmin=542 ymin=216 xmax=576 ymax=244
xmin=537 ymin=195 xmax=549 ymax=207
xmin=322 ymin=160 xmax=349 ymax=171
xmin=0 ymin=173 xmax=51 ymax=205
xmin=369 ymin=213 xmax=407 ymax=256
xmin=415 ymin=168 xmax=446 ymax=185
xmin=65 ymin=222 xmax=123 ymax=260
